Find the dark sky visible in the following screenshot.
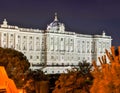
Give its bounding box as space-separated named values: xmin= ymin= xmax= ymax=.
xmin=0 ymin=0 xmax=120 ymax=46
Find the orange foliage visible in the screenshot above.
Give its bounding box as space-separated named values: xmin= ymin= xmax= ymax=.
xmin=0 ymin=66 xmax=18 ymax=93
xmin=53 ymin=68 xmax=92 ymax=93
xmin=91 ymin=46 xmax=120 ymax=93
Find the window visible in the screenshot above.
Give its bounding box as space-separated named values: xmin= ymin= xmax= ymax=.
xmin=71 ymin=63 xmax=73 ymax=66
xmin=78 ymin=57 xmax=80 ymax=60
xmin=18 ymin=35 xmax=20 ymax=38
xmin=52 ymin=63 xmax=54 ymax=65
xmin=23 ymin=36 xmax=26 ymax=38
xmin=11 ymin=45 xmax=14 ymax=48
xmin=52 ymin=71 xmax=54 ymax=74
xmin=4 ymin=33 xmax=6 ymax=36
xmin=30 ymin=56 xmax=32 ymax=59
xmin=61 ymin=38 xmax=63 ymax=41
xmin=4 ymin=45 xmax=6 ymax=48
xmin=51 ymin=37 xmax=53 ymax=45
xmin=83 ymin=57 xmax=85 ymax=61
xmin=51 ymin=56 xmax=54 ymax=59
xmin=87 ymin=50 xmax=90 ymax=53
xmin=30 ymin=36 xmax=32 ymax=39
xmin=67 ymin=63 xmax=69 ymax=66
xmin=36 ymin=37 xmax=39 ymax=39
xmin=29 ymin=41 xmax=33 ymax=50
xmin=62 ymin=63 xmax=64 ymax=66
xmin=62 ymin=56 xmax=64 ymax=60
xmin=57 ymin=28 xmax=59 ymax=30
xmin=88 ymin=57 xmax=89 ymax=60
xmin=23 ymin=46 xmax=26 ymax=50
xmin=42 ymin=56 xmax=44 ymax=60
xmin=36 ymin=56 xmax=39 ymax=59
xmin=51 ymin=37 xmax=53 ymax=40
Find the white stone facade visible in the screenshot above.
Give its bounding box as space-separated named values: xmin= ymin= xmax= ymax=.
xmin=0 ymin=14 xmax=112 ymax=74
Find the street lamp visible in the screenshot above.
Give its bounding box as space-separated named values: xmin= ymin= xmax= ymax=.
xmin=22 ymin=77 xmax=24 ymax=93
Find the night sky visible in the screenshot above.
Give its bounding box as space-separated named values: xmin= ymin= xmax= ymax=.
xmin=0 ymin=0 xmax=120 ymax=46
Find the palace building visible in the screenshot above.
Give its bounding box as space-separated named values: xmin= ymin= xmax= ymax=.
xmin=0 ymin=14 xmax=112 ymax=74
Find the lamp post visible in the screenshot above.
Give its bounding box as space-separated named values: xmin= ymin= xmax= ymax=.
xmin=22 ymin=77 xmax=24 ymax=93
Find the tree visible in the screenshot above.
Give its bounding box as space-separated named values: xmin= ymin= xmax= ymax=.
xmin=78 ymin=60 xmax=93 ymax=75
xmin=53 ymin=61 xmax=93 ymax=93
xmin=0 ymin=47 xmax=30 ymax=87
xmin=24 ymin=69 xmax=49 ymax=93
xmin=91 ymin=46 xmax=120 ymax=93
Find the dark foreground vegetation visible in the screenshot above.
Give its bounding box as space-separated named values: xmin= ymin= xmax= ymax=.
xmin=1 ymin=46 xmax=120 ymax=93
xmin=0 ymin=47 xmax=30 ymax=87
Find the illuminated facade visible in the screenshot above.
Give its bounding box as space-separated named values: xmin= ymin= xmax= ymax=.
xmin=0 ymin=14 xmax=112 ymax=74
